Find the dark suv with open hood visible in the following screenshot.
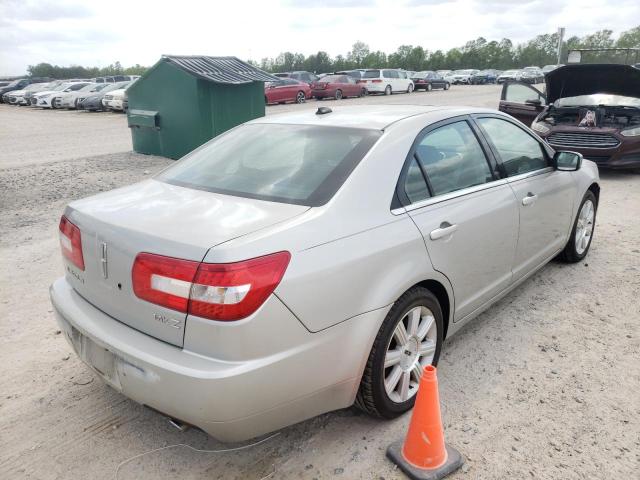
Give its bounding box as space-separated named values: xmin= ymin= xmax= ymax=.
xmin=498 ymin=64 xmax=640 ymax=169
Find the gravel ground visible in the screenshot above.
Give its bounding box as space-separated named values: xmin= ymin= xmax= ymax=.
xmin=0 ymin=88 xmax=639 ymax=480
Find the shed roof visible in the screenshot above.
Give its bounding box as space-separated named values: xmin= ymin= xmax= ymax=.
xmin=162 ymin=55 xmax=279 ymax=84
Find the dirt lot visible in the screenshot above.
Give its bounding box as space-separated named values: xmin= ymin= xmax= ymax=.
xmin=1 ymin=86 xmax=639 ymax=480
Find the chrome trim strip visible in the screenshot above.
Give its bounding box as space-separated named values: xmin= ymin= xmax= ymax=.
xmin=393 ymin=179 xmax=509 ymax=215
xmin=505 ymin=166 xmax=554 ymax=184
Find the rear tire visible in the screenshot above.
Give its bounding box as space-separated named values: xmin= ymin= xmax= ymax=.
xmin=426 ymin=83 xmax=432 ymax=92
xmin=335 ymin=89 xmax=343 ymax=100
xmin=296 ymin=91 xmax=306 ymax=103
xmin=559 ymin=191 xmax=597 ymax=263
xmin=355 ymin=287 xmax=444 ymax=418
xmin=384 ymin=85 xmax=392 ymax=95
xmin=444 ymin=83 xmax=450 ymax=90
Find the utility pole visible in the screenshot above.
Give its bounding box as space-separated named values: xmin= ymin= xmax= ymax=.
xmin=557 ymin=27 xmax=565 ymax=64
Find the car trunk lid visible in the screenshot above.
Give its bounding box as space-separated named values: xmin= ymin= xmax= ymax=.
xmin=63 ymin=179 xmax=309 ymax=347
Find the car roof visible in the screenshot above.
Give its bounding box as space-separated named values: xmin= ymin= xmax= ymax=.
xmin=251 ymin=105 xmax=497 ymax=130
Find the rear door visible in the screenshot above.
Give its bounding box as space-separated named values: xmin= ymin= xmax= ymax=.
xmin=498 ymin=82 xmax=546 ymax=126
xmin=398 ymin=117 xmax=519 ymax=321
xmin=474 ymin=115 xmax=576 ymax=280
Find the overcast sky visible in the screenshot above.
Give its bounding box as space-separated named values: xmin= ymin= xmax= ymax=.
xmin=1 ymin=0 xmax=638 ymax=75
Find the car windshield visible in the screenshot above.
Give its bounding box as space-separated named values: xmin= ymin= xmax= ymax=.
xmin=158 ymin=124 xmax=382 ymax=206
xmin=363 ymin=70 xmax=381 ymax=78
xmin=79 ymin=83 xmax=99 ymax=92
xmin=91 ymin=83 xmax=111 ymax=92
xmin=555 ymin=94 xmax=640 ymax=108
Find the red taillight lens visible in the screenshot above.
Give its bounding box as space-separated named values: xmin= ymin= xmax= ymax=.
xmin=59 ymin=215 xmax=85 ymax=271
xmin=131 ymin=251 xmax=290 ymax=321
xmin=132 ymin=253 xmax=199 ymax=312
xmin=372 ymin=79 xmax=383 ymax=83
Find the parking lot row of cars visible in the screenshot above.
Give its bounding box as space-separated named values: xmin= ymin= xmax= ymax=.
xmin=265 ymin=65 xmax=560 ymax=105
xmin=0 ymin=76 xmax=139 ymax=112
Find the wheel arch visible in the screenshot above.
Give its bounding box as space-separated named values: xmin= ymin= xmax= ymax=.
xmin=588 ymin=182 xmax=600 ymax=206
xmin=415 ymin=279 xmax=452 ymax=339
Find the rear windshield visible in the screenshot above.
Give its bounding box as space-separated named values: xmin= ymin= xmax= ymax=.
xmin=363 ymin=70 xmax=381 ymax=78
xmin=158 ymin=124 xmax=382 ymax=206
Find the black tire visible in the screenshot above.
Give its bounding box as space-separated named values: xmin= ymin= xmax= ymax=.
xmin=384 ymin=85 xmax=392 ymax=96
xmin=444 ymin=83 xmax=450 ymax=90
xmin=316 ymin=96 xmax=323 ymax=101
xmin=355 ymin=286 xmax=444 ymax=418
xmin=296 ymin=91 xmax=306 ymax=103
xmin=359 ymin=87 xmax=366 ymax=97
xmin=559 ymin=190 xmax=597 ymax=263
xmin=407 ymin=83 xmax=414 ymax=93
xmin=426 ymin=83 xmax=432 ymax=92
xmin=335 ymin=89 xmax=343 ymax=100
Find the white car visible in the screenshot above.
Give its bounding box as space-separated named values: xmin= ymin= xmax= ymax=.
xmin=360 ymin=69 xmax=414 ymax=95
xmin=33 ymin=82 xmax=90 ymax=108
xmin=4 ymin=83 xmax=50 ymax=105
xmin=56 ymin=83 xmax=112 ymax=109
xmin=101 ymin=88 xmax=127 ymax=111
xmin=449 ymin=69 xmax=479 ymax=85
xmin=497 ymin=69 xmax=525 ymax=84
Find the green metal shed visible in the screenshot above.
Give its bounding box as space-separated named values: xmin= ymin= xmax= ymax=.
xmin=127 ymin=55 xmax=279 ymax=159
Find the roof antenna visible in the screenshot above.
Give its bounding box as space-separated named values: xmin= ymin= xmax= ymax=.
xmin=316 ymin=107 xmax=332 ymax=115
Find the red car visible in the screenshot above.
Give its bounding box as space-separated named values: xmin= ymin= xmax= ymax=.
xmin=264 ymin=79 xmax=311 ymax=105
xmin=311 ymin=75 xmax=366 ymax=100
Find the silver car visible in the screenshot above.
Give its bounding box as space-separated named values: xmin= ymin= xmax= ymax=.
xmin=50 ymin=105 xmax=599 ymax=441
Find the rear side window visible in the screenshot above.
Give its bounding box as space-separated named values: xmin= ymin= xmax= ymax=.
xmin=158 ymin=124 xmax=381 ymax=206
xmin=403 ymin=158 xmax=430 ymax=204
xmin=477 ymin=118 xmax=548 ymax=176
xmin=363 ymin=70 xmax=380 ymax=78
xmin=504 ymin=84 xmax=544 ymax=103
xmin=416 ymin=121 xmax=493 ymax=196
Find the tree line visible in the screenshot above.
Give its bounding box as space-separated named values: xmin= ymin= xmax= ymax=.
xmin=26 ymin=26 xmax=639 ymax=80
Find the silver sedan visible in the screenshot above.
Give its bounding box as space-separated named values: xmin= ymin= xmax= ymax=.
xmin=50 ymin=105 xmax=599 ymax=441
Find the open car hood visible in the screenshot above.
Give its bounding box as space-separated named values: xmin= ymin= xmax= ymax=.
xmin=545 ymin=64 xmax=640 ymax=104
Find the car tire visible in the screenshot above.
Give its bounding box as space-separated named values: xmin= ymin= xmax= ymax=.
xmin=296 ymin=91 xmax=306 ymax=104
xmin=384 ymin=85 xmax=392 ymax=96
xmin=559 ymin=190 xmax=597 ymax=263
xmin=407 ymin=84 xmax=414 ymax=93
xmin=444 ymin=82 xmax=450 ymax=90
xmin=426 ymin=84 xmax=432 ymax=92
xmin=315 ymin=96 xmax=322 ymax=101
xmin=355 ymin=286 xmax=444 ymax=419
xmin=360 ymin=87 xmax=367 ymax=97
xmin=335 ymin=89 xmax=343 ymax=100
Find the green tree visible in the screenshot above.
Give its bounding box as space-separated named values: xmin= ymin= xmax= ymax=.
xmin=347 ymin=41 xmax=370 ymax=67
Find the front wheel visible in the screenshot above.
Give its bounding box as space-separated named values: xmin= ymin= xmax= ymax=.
xmin=559 ymin=191 xmax=597 ymax=263
xmin=426 ymin=83 xmax=432 ymax=92
xmin=355 ymin=286 xmax=443 ymax=418
xmin=335 ymin=89 xmax=343 ymax=100
xmin=407 ymin=84 xmax=414 ymax=93
xmin=444 ymin=82 xmax=450 ymax=90
xmin=296 ymin=91 xmax=306 ymax=103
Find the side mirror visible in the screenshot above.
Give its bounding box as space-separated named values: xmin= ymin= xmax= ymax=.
xmin=554 ymin=151 xmax=582 ymax=171
xmin=525 ymin=98 xmax=542 ymax=106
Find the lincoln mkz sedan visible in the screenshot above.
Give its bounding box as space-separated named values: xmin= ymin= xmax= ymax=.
xmin=50 ymin=105 xmax=600 ymax=442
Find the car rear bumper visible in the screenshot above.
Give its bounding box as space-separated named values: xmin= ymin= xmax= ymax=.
xmin=103 ymin=99 xmax=124 ymax=110
xmin=50 ymin=277 xmax=384 ymax=441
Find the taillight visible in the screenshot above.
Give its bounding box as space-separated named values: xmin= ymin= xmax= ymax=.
xmin=372 ymin=79 xmax=383 ymax=83
xmin=59 ymin=215 xmax=85 ymax=271
xmin=132 ymin=251 xmax=290 ymax=321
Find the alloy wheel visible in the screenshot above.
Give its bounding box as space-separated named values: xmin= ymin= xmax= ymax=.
xmin=296 ymin=91 xmax=305 ymax=103
xmin=383 ymin=306 xmax=437 ymax=403
xmin=575 ymin=199 xmax=595 ymax=255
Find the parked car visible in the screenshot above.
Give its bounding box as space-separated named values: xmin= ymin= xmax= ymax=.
xmin=102 ymin=88 xmax=127 ymax=111
xmin=264 ymin=79 xmax=311 ymax=105
xmin=4 ymin=82 xmax=51 ymax=105
xmin=51 ymin=104 xmax=599 ymax=442
xmin=311 ymin=74 xmax=366 ymax=100
xmin=274 ymin=71 xmax=318 ymax=85
xmin=436 ymin=70 xmax=452 ymax=78
xmin=33 ymin=82 xmax=91 ymax=108
xmin=449 ymin=69 xmax=479 ymax=85
xmin=542 ymin=64 xmax=563 ymax=74
xmin=470 ymin=69 xmax=499 ymax=84
xmin=499 ymin=63 xmax=640 ymax=169
xmin=0 ymin=78 xmax=30 ymax=102
xmin=56 ymin=83 xmax=113 ymax=109
xmin=24 ymin=80 xmax=65 ymax=105
xmin=90 ymin=75 xmax=140 ymax=83
xmin=522 ymin=66 xmax=544 ymax=84
xmin=77 ymin=81 xmax=131 ymax=111
xmin=497 ymin=69 xmax=525 ymax=83
xmin=410 ymin=71 xmax=450 ymax=91
xmin=360 ymin=69 xmax=414 ymax=95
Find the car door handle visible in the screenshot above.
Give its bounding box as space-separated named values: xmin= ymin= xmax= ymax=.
xmin=522 ymin=193 xmax=538 ymax=206
xmin=430 ymin=222 xmax=458 ymax=240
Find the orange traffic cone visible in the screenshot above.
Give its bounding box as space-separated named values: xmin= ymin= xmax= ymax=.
xmin=387 ymin=365 xmax=464 ymax=480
